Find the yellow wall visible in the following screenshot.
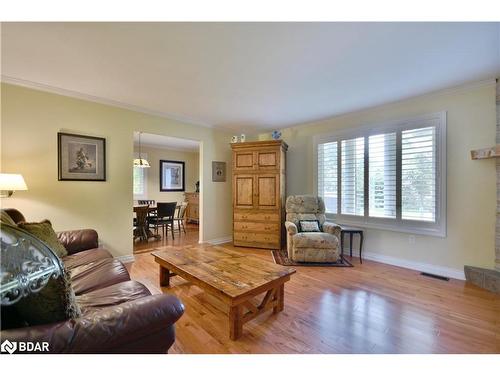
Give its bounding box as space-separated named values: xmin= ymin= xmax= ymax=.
xmin=0 ymin=83 xmax=233 ymax=257
xmin=260 ymin=81 xmax=497 ymax=275
xmin=133 ymin=145 xmax=199 ymax=204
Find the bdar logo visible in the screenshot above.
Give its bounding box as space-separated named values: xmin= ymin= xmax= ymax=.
xmin=1 ymin=340 xmax=17 ymax=354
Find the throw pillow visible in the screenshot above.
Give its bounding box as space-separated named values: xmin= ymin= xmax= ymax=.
xmin=0 ymin=209 xmax=17 ymax=226
xmin=298 ymin=220 xmax=321 ymax=233
xmin=18 ymin=220 xmax=68 ymax=258
xmin=14 ymin=265 xmax=81 ymax=326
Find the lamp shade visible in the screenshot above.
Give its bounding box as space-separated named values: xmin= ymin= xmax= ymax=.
xmin=133 ymin=158 xmax=150 ymax=168
xmin=0 ymin=174 xmax=28 ymax=191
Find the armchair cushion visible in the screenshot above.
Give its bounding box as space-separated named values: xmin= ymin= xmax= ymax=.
xmin=63 ymin=247 xmax=113 ymax=270
xmin=293 ymin=232 xmax=339 ymax=249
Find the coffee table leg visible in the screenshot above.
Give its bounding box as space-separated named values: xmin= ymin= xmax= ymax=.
xmin=159 ymin=265 xmax=171 ymax=287
xmin=273 ymin=284 xmax=284 ymax=313
xmin=229 ymin=305 xmax=243 ymax=340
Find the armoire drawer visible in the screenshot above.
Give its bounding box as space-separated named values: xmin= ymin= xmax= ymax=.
xmin=234 ymin=212 xmax=280 ymax=222
xmin=234 ymin=232 xmax=280 ymax=245
xmin=234 ymin=222 xmax=280 ymax=233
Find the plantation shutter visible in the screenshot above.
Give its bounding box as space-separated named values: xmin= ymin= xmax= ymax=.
xmin=318 ymin=141 xmax=338 ymax=213
xmin=341 ymin=137 xmax=365 ymax=216
xmin=401 ymin=126 xmax=436 ymax=221
xmin=368 ymin=132 xmax=397 ymax=218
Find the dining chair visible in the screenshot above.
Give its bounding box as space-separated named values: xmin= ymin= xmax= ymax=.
xmin=139 ymin=199 xmax=157 ymax=225
xmin=133 ymin=205 xmax=150 ymax=242
xmin=174 ymin=202 xmax=188 ymax=234
xmin=152 ymin=202 xmax=177 ymax=240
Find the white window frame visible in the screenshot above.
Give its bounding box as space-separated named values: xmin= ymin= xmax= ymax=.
xmin=313 ymin=111 xmax=447 ymax=237
xmin=133 ymin=152 xmax=148 ymax=200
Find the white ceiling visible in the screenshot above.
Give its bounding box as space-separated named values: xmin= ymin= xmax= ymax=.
xmin=2 ymin=22 xmax=500 ymax=133
xmin=134 ymin=132 xmax=199 ymax=151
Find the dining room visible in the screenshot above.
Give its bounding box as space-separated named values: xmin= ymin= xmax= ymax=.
xmin=133 ymin=131 xmax=201 ymax=254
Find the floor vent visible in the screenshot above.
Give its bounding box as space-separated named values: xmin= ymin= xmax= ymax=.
xmin=420 ymin=272 xmax=450 ymax=281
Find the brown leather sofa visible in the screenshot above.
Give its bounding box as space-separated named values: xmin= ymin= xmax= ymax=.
xmin=1 ymin=209 xmax=184 ymax=353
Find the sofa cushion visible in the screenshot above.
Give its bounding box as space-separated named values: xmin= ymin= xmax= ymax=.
xmin=70 ymin=258 xmax=130 ymax=295
xmin=63 ymin=248 xmax=113 ymax=270
xmin=18 ymin=220 xmax=68 ymax=258
xmin=76 ymin=280 xmax=151 ymax=314
xmin=293 ymin=232 xmax=338 ymax=249
xmin=14 ymin=265 xmax=81 ymax=326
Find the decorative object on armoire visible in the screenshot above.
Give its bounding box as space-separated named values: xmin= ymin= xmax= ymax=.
xmin=231 ymin=140 xmax=287 ymax=250
xmin=58 ymin=132 xmax=106 ymax=181
xmin=133 ymin=131 xmax=150 ymax=168
xmin=160 ymin=160 xmax=185 ymax=192
xmin=184 ymin=192 xmax=199 ymax=224
xmin=239 ymin=134 xmax=246 ymax=142
xmin=0 ymin=173 xmax=28 ymax=198
xmin=212 ymin=161 xmax=226 ymax=182
xmin=465 ymin=78 xmax=500 ymax=293
xmin=285 ymin=195 xmax=343 ymax=263
xmin=231 ymin=135 xmax=239 ymax=143
xmin=195 ymin=181 xmax=200 ymax=192
xmin=271 ymin=130 xmax=282 ymax=140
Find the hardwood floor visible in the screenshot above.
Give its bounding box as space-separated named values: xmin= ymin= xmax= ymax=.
xmin=128 ymin=233 xmax=500 ymax=354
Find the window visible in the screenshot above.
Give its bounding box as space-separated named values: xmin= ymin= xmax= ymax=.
xmin=315 ymin=112 xmax=446 ymax=236
xmin=133 ymin=153 xmax=147 ymax=199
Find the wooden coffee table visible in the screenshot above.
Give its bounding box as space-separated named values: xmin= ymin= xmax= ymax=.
xmin=152 ymin=246 xmax=296 ymax=340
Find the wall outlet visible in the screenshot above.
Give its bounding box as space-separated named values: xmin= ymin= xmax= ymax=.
xmin=408 ymin=235 xmax=416 ymax=245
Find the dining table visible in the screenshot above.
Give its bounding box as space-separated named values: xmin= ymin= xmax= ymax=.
xmin=133 ymin=204 xmax=180 ymax=241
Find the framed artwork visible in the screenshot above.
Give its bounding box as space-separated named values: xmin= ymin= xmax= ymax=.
xmin=58 ymin=132 xmax=106 ymax=181
xmin=212 ymin=161 xmax=226 ymax=182
xmin=160 ymin=160 xmax=185 ymax=192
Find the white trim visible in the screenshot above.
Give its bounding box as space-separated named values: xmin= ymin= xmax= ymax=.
xmin=116 ymin=255 xmax=135 ymax=264
xmin=351 ymin=250 xmax=465 ymax=280
xmin=1 ymin=75 xmax=215 ymax=129
xmin=314 ymin=111 xmax=447 ymax=238
xmin=203 ymin=236 xmax=233 ymax=245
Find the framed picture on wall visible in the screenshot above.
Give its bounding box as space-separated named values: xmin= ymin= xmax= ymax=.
xmin=160 ymin=160 xmax=185 ymax=192
xmin=58 ymin=132 xmax=106 ymax=181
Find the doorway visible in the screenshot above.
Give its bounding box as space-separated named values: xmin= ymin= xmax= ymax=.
xmin=132 ymin=131 xmax=201 ymax=253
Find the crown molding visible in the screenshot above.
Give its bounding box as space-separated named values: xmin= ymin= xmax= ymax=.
xmin=0 ymin=75 xmax=216 ymax=129
xmin=282 ymin=78 xmax=498 ymax=131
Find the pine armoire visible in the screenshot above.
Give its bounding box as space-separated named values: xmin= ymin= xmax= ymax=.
xmin=231 ymin=140 xmax=288 ymax=249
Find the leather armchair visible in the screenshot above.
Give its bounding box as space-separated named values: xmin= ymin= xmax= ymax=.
xmin=1 ymin=208 xmax=184 ymax=353
xmin=285 ymin=195 xmax=341 ymax=263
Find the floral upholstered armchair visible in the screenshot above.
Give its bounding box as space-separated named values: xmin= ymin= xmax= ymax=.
xmin=285 ymin=195 xmax=341 ymax=263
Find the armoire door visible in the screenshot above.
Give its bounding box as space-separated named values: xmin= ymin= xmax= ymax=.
xmin=233 ymin=151 xmax=255 ymax=171
xmin=234 ymin=174 xmax=255 ymax=209
xmin=255 ymin=174 xmax=280 ymax=210
xmin=256 ymin=149 xmax=280 ymax=170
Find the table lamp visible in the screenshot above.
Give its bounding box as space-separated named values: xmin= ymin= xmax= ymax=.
xmin=0 ymin=173 xmax=28 ymax=198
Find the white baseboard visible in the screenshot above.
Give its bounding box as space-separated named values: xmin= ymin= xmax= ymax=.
xmin=352 ymin=250 xmax=465 ymax=280
xmin=116 ymin=255 xmax=135 ymax=264
xmin=203 ymin=236 xmax=233 ymax=245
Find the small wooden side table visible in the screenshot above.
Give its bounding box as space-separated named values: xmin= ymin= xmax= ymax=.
xmin=340 ymin=226 xmax=364 ymax=264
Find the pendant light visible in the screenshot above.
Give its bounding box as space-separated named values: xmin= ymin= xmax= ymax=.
xmin=133 ymin=132 xmax=150 ymax=168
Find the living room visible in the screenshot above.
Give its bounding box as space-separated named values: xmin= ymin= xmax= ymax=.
xmin=1 ymin=2 xmax=499 ymax=373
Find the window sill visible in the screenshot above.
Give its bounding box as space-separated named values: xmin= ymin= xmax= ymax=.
xmin=325 ymin=214 xmax=446 ymax=238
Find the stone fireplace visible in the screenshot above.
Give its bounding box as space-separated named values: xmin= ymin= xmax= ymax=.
xmin=464 ymin=78 xmax=500 ymax=293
